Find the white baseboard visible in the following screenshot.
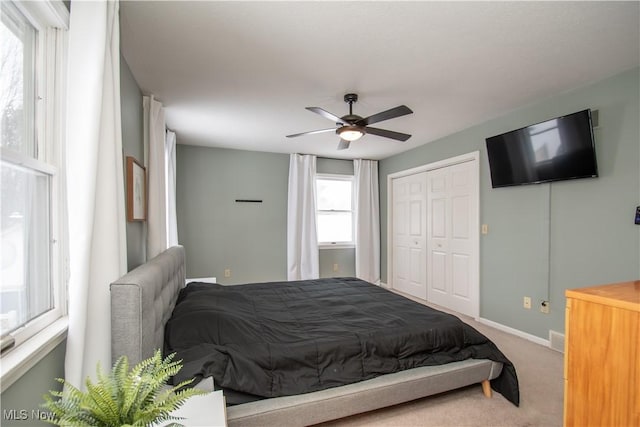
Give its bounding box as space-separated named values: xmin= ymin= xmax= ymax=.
xmin=477 ymin=317 xmax=550 ymax=348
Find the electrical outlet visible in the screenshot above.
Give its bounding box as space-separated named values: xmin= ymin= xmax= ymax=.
xmin=333 ymin=263 xmax=339 ymax=272
xmin=523 ymin=296 xmax=532 ymax=309
xmin=224 ymin=269 xmax=231 ymax=278
xmin=540 ymin=301 xmax=550 ymax=314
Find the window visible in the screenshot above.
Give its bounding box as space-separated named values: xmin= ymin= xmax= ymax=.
xmin=1 ymin=1 xmax=67 ymax=356
xmin=316 ymin=174 xmax=354 ymax=247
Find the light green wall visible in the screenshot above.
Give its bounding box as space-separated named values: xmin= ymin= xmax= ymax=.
xmin=379 ymin=67 xmax=640 ymax=339
xmin=317 ymin=157 xmax=354 ymax=175
xmin=319 ymin=248 xmax=356 ymax=277
xmin=0 ymin=341 xmax=66 ymax=426
xmin=121 ymin=54 xmax=146 ymax=270
xmin=176 ymin=147 xmax=357 ymax=282
xmin=176 ymin=146 xmax=289 ymax=284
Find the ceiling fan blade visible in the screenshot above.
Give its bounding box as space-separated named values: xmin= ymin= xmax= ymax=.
xmin=356 ymin=105 xmax=413 ymax=126
xmin=286 ymin=128 xmax=336 ymax=138
xmin=306 ymin=107 xmax=345 ymax=124
xmin=365 ymin=127 xmax=412 ymax=142
xmin=337 ymin=139 xmax=350 ymax=150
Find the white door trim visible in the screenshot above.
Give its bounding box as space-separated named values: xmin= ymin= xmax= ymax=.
xmin=387 ymin=151 xmax=480 ymax=318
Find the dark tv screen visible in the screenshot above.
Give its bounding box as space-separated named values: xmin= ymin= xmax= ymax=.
xmin=485 ymin=109 xmax=598 ymax=188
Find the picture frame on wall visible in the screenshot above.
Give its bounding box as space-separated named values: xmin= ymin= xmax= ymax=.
xmin=127 ymin=156 xmax=146 ymax=221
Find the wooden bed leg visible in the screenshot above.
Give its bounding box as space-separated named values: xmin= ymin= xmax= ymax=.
xmin=481 ymin=380 xmax=492 ymax=398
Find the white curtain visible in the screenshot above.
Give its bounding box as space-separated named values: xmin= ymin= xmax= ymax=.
xmin=144 ymin=95 xmax=168 ymax=259
xmin=166 ymin=130 xmax=178 ymax=246
xmin=64 ymin=0 xmax=127 ymax=387
xmin=287 ymin=154 xmax=319 ymax=280
xmin=354 ymin=159 xmax=380 ymax=284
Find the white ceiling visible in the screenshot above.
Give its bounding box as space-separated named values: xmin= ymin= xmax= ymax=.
xmin=120 ymin=1 xmax=640 ymax=160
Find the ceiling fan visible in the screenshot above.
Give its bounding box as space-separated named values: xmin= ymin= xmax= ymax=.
xmin=286 ymin=93 xmax=413 ymax=150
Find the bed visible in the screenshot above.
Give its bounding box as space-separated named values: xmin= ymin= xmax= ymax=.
xmin=111 ymin=246 xmax=519 ymax=426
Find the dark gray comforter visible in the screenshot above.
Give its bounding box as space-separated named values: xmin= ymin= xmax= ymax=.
xmin=164 ymin=277 xmax=519 ymax=406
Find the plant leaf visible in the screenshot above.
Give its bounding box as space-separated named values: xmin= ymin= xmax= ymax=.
xmin=42 ymin=350 xmax=209 ymax=427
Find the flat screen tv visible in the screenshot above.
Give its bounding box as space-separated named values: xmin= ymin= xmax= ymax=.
xmin=485 ymin=109 xmax=598 ymax=188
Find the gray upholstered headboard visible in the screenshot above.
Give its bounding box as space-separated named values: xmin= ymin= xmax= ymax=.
xmin=110 ymin=245 xmax=186 ymax=365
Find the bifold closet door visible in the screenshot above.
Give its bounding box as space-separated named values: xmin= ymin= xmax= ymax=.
xmin=427 ymin=161 xmax=477 ymax=317
xmin=392 ymin=172 xmax=427 ymax=300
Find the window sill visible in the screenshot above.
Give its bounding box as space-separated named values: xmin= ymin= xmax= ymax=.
xmin=319 ymin=244 xmax=355 ymax=250
xmin=0 ymin=317 xmax=68 ymax=393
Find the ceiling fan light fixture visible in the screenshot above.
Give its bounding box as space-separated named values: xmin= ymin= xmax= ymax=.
xmin=288 ymin=94 xmax=413 ymax=149
xmin=337 ymin=125 xmax=365 ymax=141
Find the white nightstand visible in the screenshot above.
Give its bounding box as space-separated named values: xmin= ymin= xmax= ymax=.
xmin=172 ymin=390 xmax=226 ymax=426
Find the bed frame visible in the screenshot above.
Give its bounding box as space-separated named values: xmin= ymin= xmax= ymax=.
xmin=111 ymin=245 xmax=502 ymax=426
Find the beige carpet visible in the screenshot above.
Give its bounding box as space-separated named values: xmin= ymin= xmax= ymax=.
xmin=317 ymin=298 xmax=564 ymax=427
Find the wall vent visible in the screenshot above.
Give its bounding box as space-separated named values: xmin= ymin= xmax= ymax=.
xmin=549 ymin=330 xmax=565 ymax=353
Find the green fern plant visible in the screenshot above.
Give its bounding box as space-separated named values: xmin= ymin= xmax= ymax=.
xmin=42 ymin=350 xmax=208 ymax=427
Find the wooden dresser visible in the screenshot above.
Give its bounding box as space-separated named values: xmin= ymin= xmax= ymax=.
xmin=564 ymin=281 xmax=639 ymax=427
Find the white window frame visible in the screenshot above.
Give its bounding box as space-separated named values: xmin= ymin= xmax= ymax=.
xmin=316 ymin=173 xmax=355 ymax=249
xmin=0 ymin=0 xmax=69 ymax=392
